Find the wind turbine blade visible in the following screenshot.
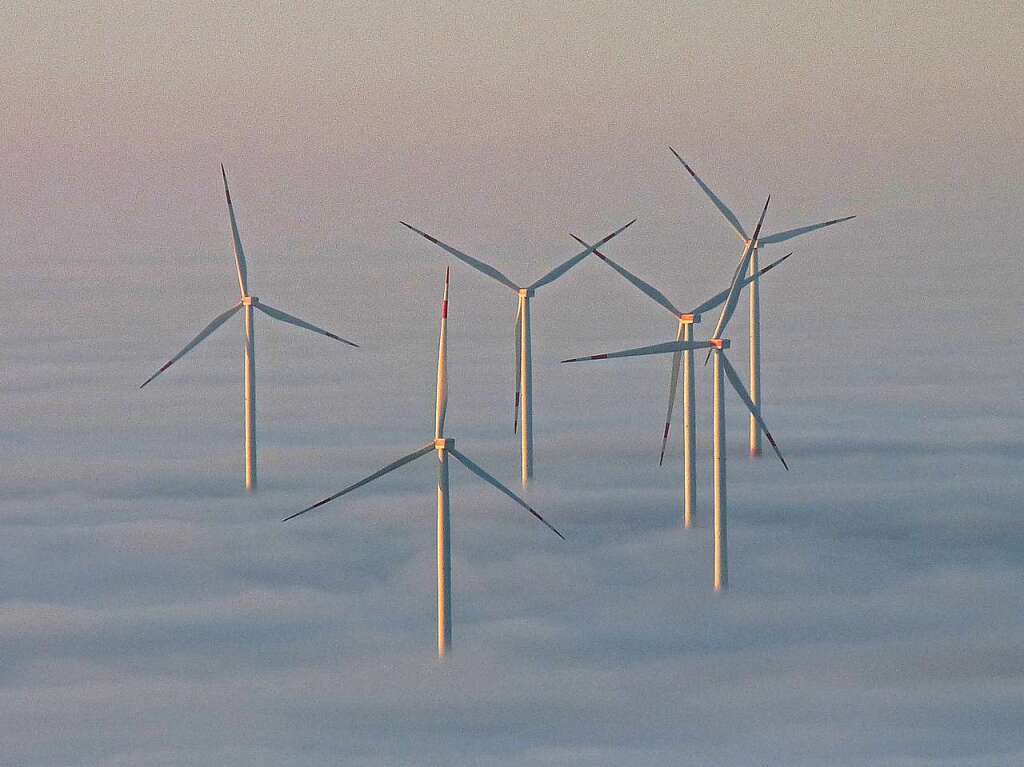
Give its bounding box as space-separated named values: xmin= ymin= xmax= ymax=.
xmin=221 ymin=165 xmax=250 ymax=297
xmin=758 ymin=215 xmax=855 ymax=245
xmin=707 ymin=195 xmax=771 ymax=352
xmin=255 ymin=303 xmax=359 ymax=347
xmin=570 ymin=233 xmax=681 ymax=318
xmin=659 ymin=323 xmax=684 ymax=466
xmin=282 ymin=443 xmax=436 ymax=521
xmin=400 ymin=222 xmax=519 ymax=291
xmin=140 ymin=303 xmax=241 ymax=388
xmin=513 ymin=298 xmax=522 ymax=433
xmin=528 ymin=219 xmax=636 ymax=290
xmin=669 ymin=148 xmax=747 ymax=241
xmin=562 ymin=339 xmax=713 ymax=364
xmin=689 ymin=252 xmax=793 ymax=315
xmin=435 ymin=268 xmax=449 ymax=439
xmin=720 ymin=353 xmax=789 ymax=470
xmin=449 ymin=448 xmax=565 ymax=539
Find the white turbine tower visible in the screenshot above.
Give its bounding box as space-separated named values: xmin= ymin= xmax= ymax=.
xmin=140 ymin=166 xmax=358 ymax=491
xmin=569 ymin=232 xmax=791 ymax=528
xmin=670 ymin=148 xmax=854 ymax=455
xmin=400 ymin=218 xmax=636 ymax=487
xmin=564 ymin=197 xmax=788 ymax=591
xmin=284 ymin=269 xmax=563 ymax=657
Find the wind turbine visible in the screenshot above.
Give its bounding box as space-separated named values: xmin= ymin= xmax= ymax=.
xmin=670 ymin=148 xmax=854 ymax=456
xmin=283 ymin=269 xmax=563 ymax=657
xmin=564 ymin=197 xmax=788 ymax=591
xmin=569 ymin=231 xmax=791 ymax=528
xmin=140 ymin=166 xmax=358 ymax=491
xmin=400 ymin=218 xmax=636 ymax=487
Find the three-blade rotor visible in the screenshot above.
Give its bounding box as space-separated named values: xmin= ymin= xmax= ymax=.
xmin=140 ymin=167 xmax=358 ymax=388
xmin=282 ymin=440 xmax=564 ymax=538
xmin=669 ymin=149 xmax=855 ymax=358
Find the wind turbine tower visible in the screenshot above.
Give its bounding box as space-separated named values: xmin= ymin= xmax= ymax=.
xmin=670 ymin=149 xmax=854 ymax=456
xmin=285 ymin=269 xmax=563 ymax=656
xmin=564 ymin=198 xmax=788 ymax=590
xmin=141 ymin=166 xmax=358 ymax=490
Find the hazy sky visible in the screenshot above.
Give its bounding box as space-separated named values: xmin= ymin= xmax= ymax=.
xmin=2 ymin=2 xmax=1022 ymax=765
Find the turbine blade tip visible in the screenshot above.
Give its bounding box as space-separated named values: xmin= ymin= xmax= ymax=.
xmin=221 ymin=167 xmax=232 ymax=201
xmin=669 ymin=148 xmax=692 ymax=170
xmin=766 ymin=433 xmax=789 ymax=470
xmin=332 ymin=334 xmax=359 ymax=347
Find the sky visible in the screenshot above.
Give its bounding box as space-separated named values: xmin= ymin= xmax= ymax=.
xmin=2 ymin=2 xmax=1023 ymax=764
